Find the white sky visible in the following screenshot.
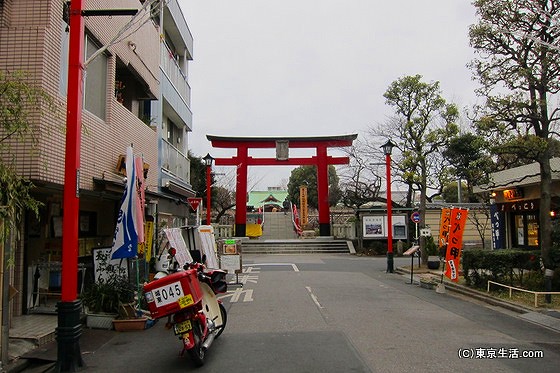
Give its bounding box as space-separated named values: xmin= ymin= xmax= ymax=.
xmin=181 ymin=0 xmax=481 ymax=191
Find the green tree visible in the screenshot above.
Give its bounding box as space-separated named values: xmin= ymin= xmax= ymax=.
xmin=287 ymin=165 xmax=341 ymax=209
xmin=188 ymin=151 xmax=210 ymax=199
xmin=469 ymin=0 xmax=560 ymax=269
xmin=380 ymin=74 xmax=459 ymax=263
xmin=443 ymin=132 xmax=494 ymax=201
xmin=0 ymin=70 xmax=48 ymax=243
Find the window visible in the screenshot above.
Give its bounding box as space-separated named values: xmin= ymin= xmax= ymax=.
xmin=59 ymin=30 xmax=107 ymax=119
xmin=84 ymin=36 xmax=107 ymax=119
xmin=512 ymin=213 xmax=539 ymax=248
xmin=167 ymin=119 xmax=183 ymax=148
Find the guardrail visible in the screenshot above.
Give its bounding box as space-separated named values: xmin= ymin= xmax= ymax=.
xmin=487 ymin=280 xmax=560 ymax=307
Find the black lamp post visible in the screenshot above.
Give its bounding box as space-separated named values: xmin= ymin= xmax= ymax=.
xmin=381 ymin=140 xmax=396 ymax=273
xmin=203 ymin=153 xmax=214 ymax=225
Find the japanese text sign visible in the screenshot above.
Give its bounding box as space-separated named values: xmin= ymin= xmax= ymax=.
xmin=444 ymin=208 xmax=468 ymax=282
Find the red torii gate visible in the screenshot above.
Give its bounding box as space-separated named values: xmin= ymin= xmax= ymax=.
xmin=207 ymin=134 xmax=357 ymax=237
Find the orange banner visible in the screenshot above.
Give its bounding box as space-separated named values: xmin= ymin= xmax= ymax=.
xmin=438 ymin=208 xmax=451 ymax=248
xmin=444 ymin=208 xmax=468 ymax=282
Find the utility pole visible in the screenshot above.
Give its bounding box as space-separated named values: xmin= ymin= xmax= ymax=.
xmin=57 ymin=2 xmax=137 ymax=371
xmin=56 ymin=0 xmax=86 ymax=370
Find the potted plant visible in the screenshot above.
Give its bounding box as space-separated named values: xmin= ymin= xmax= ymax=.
xmin=81 ymin=272 xmax=136 ymax=329
xmin=80 ymin=251 xmax=136 ymax=329
xmin=112 ymin=302 xmax=148 ymax=331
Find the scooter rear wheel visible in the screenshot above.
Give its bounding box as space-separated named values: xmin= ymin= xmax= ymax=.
xmin=187 ymin=321 xmax=205 ymax=367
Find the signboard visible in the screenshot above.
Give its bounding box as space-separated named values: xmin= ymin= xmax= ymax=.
xmin=411 ymin=212 xmax=421 ymax=223
xmin=299 ymin=185 xmax=308 ymax=226
xmin=438 ymin=208 xmax=451 ymax=247
xmin=490 ymin=204 xmax=505 ymax=250
xmin=218 ymin=238 xmax=242 ymax=274
xmin=220 ymin=254 xmax=241 ymax=273
xmin=444 ymin=208 xmax=468 ymax=282
xmin=364 ymin=215 xmax=384 ymax=237
xmin=163 ymin=228 xmax=193 ymax=268
xmin=403 ymin=245 xmax=420 ymax=256
xmin=197 ymin=225 xmax=219 ymax=269
xmin=363 ymin=215 xmax=407 ymax=240
xmin=92 ymin=246 xmax=128 ymax=283
xmin=503 ymin=188 xmax=523 ymax=200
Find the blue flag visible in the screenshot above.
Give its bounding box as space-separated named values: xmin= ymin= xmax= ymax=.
xmin=111 ymin=146 xmax=138 ymax=259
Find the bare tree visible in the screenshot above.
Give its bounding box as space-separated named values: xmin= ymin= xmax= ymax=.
xmin=339 ymin=142 xmax=382 ymax=209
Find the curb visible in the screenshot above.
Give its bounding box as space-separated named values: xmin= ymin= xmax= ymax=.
xmin=395 ymin=267 xmax=536 ymax=315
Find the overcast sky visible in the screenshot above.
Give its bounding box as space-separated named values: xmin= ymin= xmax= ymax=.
xmin=181 ymin=0 xmax=481 ymax=191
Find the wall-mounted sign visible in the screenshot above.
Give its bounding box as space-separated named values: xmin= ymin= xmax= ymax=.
xmin=276 ymin=140 xmax=289 ymax=160
xmin=503 ymin=188 xmax=523 ymax=200
xmin=498 ymin=199 xmax=539 ymax=212
xmin=363 ymin=215 xmax=407 ymax=240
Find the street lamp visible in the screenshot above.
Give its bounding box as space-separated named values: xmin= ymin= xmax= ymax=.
xmin=381 ymin=140 xmax=396 ymax=273
xmin=203 ymin=153 xmax=214 ymax=225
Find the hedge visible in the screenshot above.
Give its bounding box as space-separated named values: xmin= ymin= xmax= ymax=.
xmin=462 ymin=249 xmax=541 ymax=288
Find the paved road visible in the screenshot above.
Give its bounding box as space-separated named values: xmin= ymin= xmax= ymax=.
xmin=79 ymin=254 xmax=560 ymax=372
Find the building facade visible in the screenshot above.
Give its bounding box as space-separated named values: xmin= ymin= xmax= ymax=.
xmin=475 ymin=158 xmax=560 ymax=250
xmin=0 ymin=0 xmax=196 ymax=319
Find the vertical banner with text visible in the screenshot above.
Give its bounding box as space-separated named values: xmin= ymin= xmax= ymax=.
xmin=438 ymin=208 xmax=451 ymax=248
xmin=490 ymin=204 xmax=505 ymax=250
xmin=444 ymin=208 xmax=468 ymax=282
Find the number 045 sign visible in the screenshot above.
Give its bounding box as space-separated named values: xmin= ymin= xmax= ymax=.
xmin=148 ymin=281 xmax=184 ymax=308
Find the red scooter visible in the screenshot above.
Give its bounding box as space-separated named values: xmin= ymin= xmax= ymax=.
xmin=143 ymin=252 xmax=228 ymax=366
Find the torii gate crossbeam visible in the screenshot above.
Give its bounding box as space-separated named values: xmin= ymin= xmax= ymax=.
xmin=207 ymin=134 xmax=357 ymax=237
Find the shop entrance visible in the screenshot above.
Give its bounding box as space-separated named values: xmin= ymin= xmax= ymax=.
xmin=511 ymin=213 xmax=539 ymax=249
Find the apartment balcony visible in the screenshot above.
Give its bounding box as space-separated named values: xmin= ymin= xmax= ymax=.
xmin=162 ymin=139 xmax=190 ymax=184
xmin=161 ymin=43 xmax=191 ymax=105
xmin=164 ymin=0 xmax=194 ymax=57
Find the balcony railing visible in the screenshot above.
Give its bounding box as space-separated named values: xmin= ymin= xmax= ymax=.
xmin=161 ymin=41 xmax=191 ymax=106
xmin=162 ymin=139 xmax=190 ymax=182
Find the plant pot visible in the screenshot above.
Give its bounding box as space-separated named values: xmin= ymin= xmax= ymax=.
xmin=112 ymin=317 xmax=148 ymax=332
xmin=427 ymin=256 xmax=440 ymax=270
xmin=86 ymin=312 xmax=117 ymax=330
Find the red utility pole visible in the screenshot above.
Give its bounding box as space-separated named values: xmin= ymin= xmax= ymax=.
xmin=62 ymin=0 xmax=84 ymax=303
xmin=56 ymin=0 xmax=86 ymax=370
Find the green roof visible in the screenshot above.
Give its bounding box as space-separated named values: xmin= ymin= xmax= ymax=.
xmin=247 ymin=190 xmax=288 ymax=208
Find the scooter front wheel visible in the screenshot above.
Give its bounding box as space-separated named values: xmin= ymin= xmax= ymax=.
xmin=215 ymin=302 xmax=227 ymax=339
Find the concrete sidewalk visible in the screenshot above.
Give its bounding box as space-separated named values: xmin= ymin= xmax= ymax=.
xmin=395 ymin=267 xmax=560 ymax=334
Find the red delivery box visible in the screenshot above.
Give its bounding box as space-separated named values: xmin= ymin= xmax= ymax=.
xmin=143 ymin=269 xmax=203 ymax=319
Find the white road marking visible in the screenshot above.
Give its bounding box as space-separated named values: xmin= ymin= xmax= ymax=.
xmin=218 ymin=287 xmax=254 ymax=303
xmin=305 ymin=286 xmax=324 ymax=309
xmin=243 ymin=263 xmax=300 ymax=272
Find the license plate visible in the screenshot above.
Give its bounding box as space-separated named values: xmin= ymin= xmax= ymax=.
xmin=174 ymin=320 xmax=192 ymax=335
xmin=150 ymin=281 xmax=185 ymax=308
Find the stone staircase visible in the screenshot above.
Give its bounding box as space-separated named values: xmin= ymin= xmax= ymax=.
xmin=261 ymin=212 xmax=298 ymax=240
xmin=242 ymin=238 xmax=355 ymax=254
xmin=242 ymin=212 xmax=354 ymax=254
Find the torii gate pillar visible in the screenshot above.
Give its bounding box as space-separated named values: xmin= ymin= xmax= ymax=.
xmin=207 ymin=134 xmax=357 ymax=237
